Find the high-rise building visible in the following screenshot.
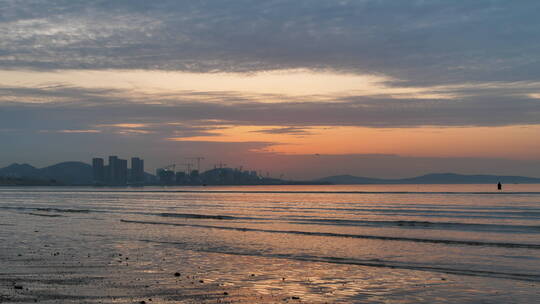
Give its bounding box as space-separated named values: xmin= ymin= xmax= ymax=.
xmin=92 ymin=155 xmax=141 ymax=186
xmin=118 ymin=158 xmax=128 ymax=185
xmin=92 ymin=158 xmax=105 ymax=184
xmin=106 ymin=156 xmax=128 ymax=185
xmin=131 ymin=157 xmax=145 ymax=183
xmin=108 ymin=155 xmax=119 ymax=184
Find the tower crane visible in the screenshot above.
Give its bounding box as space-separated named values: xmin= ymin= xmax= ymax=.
xmin=214 ymin=162 xmax=227 ymax=169
xmin=159 ymin=164 xmax=176 ymax=172
xmin=182 ymin=163 xmax=194 ymax=174
xmin=185 ymin=157 xmax=205 ymax=172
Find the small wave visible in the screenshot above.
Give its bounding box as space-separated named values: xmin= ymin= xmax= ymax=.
xmin=158 ymin=213 xmax=236 ymax=220
xmin=306 ymin=208 xmax=540 ymax=217
xmin=498 ymin=255 xmax=538 ymax=260
xmin=79 ymin=233 xmax=108 ymax=237
xmin=0 ymin=206 xmax=31 ymax=211
xmin=143 ymin=239 xmax=540 ymax=282
xmin=0 ymin=205 xmax=243 ymax=220
xmin=36 ymin=208 xmax=91 ymax=213
xmin=0 ymin=206 xmax=93 ymax=213
xmin=121 ymin=219 xmax=540 ymax=249
xmin=294 ymin=256 xmax=540 ymax=282
xmin=27 ymin=212 xmax=63 ymax=217
xmin=293 ymin=255 xmax=540 ymax=282
xmin=290 ymin=218 xmax=540 ymax=233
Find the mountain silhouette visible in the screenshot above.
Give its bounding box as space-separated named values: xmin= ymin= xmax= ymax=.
xmin=0 ymin=162 xmax=92 ymax=185
xmin=0 ymin=163 xmax=41 ymax=178
xmin=316 ymin=173 xmax=540 ymax=184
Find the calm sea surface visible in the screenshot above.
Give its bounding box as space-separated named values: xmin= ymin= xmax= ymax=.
xmin=1 ymin=184 xmax=539 ymax=303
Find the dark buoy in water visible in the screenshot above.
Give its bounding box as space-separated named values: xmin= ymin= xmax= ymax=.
xmin=497 ymin=181 xmax=502 ymax=190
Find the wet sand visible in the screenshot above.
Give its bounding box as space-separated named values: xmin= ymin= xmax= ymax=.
xmin=0 ymin=240 xmax=305 ymax=303
xmin=1 ymin=186 xmax=539 ymax=303
xmin=2 ymin=234 xmax=538 ymax=304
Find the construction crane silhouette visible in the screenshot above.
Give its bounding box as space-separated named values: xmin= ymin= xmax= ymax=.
xmin=185 ymin=157 xmax=205 ymax=172
xmin=158 ymin=162 xmax=195 ymax=174
xmin=159 ymin=164 xmax=176 ymax=172
xmin=182 ymin=163 xmax=194 ymax=174
xmin=214 ymin=162 xmax=227 ymax=169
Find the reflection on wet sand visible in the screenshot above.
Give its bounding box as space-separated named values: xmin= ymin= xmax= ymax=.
xmin=1 ymin=185 xmax=539 ymax=303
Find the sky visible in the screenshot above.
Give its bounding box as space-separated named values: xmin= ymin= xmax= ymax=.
xmin=1 ymin=0 xmax=540 ymax=179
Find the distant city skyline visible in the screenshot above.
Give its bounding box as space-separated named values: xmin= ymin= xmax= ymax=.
xmin=2 ymin=154 xmax=540 ymax=181
xmin=1 ymin=1 xmax=540 ymax=179
xmin=91 ymin=156 xmax=145 ymax=185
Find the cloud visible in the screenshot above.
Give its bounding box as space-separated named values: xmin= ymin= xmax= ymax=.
xmin=1 ymin=1 xmax=540 ymax=86
xmin=48 ymin=129 xmax=101 ymax=134
xmin=250 ymin=127 xmax=312 ymax=135
xmin=1 ymin=84 xmax=539 ymax=131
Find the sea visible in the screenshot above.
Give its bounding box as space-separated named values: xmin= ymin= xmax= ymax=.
xmin=1 ymin=184 xmax=539 ymax=303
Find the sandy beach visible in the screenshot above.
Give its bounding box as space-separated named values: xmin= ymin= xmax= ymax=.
xmin=0 ymin=237 xmax=302 ymax=303
xmin=4 ymin=235 xmax=536 ymax=304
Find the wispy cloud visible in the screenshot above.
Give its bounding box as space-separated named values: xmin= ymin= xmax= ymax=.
xmin=250 ymin=127 xmax=313 ymax=135
xmin=56 ymin=129 xmax=101 ymax=134
xmin=1 ymin=1 xmax=540 ymax=86
xmin=2 ymin=84 xmax=540 ymax=131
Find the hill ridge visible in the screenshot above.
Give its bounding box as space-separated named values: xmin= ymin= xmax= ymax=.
xmin=316 ymin=173 xmax=540 ymax=184
xmin=0 ymin=161 xmax=92 ymax=185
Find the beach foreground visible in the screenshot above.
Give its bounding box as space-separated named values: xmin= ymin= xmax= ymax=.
xmin=2 ymin=237 xmax=536 ymax=304
xmin=1 ymin=185 xmax=539 ymax=303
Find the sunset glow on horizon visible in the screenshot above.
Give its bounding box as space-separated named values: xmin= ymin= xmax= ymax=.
xmin=1 ymin=1 xmax=540 ymax=179
xmin=167 ymin=124 xmax=540 ymax=160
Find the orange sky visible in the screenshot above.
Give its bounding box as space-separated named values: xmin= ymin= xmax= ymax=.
xmin=168 ymin=125 xmax=540 ymax=160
